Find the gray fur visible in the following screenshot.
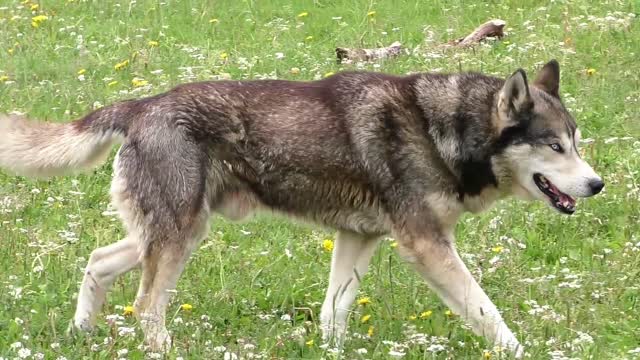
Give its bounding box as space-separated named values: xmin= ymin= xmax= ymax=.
xmin=0 ymin=60 xmax=603 ymax=355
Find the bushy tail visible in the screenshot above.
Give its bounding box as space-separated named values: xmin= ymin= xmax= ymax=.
xmin=0 ymin=105 xmax=129 ymax=177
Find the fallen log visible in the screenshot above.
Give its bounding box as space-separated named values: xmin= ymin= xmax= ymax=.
xmin=336 ymin=41 xmax=403 ymax=64
xmin=335 ymin=19 xmax=506 ymax=63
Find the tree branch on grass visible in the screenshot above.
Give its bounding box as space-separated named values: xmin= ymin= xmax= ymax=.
xmin=335 ymin=19 xmax=506 ymax=63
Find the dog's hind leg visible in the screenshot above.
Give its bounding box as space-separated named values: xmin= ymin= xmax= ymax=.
xmin=73 ymin=236 xmax=141 ymax=331
xmin=135 ymin=216 xmax=209 ymax=352
xmin=320 ymin=231 xmax=380 ymax=345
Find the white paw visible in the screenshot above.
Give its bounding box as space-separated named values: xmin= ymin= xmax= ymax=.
xmin=72 ymin=312 xmax=96 ymax=332
xmin=146 ymin=330 xmax=172 ymax=353
xmin=320 ymin=320 xmax=346 ymax=346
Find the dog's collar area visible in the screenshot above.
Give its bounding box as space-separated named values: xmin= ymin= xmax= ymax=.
xmin=533 ymin=173 xmax=576 ymax=214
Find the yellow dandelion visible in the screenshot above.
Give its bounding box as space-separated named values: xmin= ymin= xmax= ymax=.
xmin=131 ymin=78 xmax=148 ymax=87
xmin=491 ymin=246 xmax=504 ymax=253
xmin=357 ymin=297 xmax=371 ymax=306
xmin=114 ymin=59 xmax=129 ymax=71
xmin=390 ymin=241 xmax=398 ymax=248
xmin=323 ymin=71 xmax=335 ymax=78
xmin=77 ymin=68 xmax=86 ymax=75
xmin=148 ymin=40 xmax=159 ymax=47
xmin=297 ymin=11 xmax=309 ymax=18
xmin=367 ymin=11 xmax=376 ymax=17
xmin=360 ymin=314 xmax=371 ymax=323
xmin=31 ymin=14 xmax=48 ymax=28
xmin=180 ymin=303 xmax=193 ymax=311
xmin=305 ymin=35 xmax=313 ymax=42
xmin=209 ymin=18 xmax=219 ymax=24
xmin=290 ymin=67 xmax=300 ymax=75
xmin=367 ymin=325 xmax=374 ymax=337
xmin=322 ymin=239 xmax=334 ymax=252
xmin=123 ymin=305 xmax=135 ymax=316
xmin=483 ymin=350 xmax=492 ymax=359
xmin=305 ymin=339 xmax=314 ymax=346
xmin=586 ymin=68 xmax=596 ymax=76
xmin=30 ymin=4 xmax=39 ymax=11
xmin=0 ymin=75 xmax=9 ymax=82
xmin=220 ymin=52 xmax=228 ymax=60
xmin=419 ymin=310 xmax=433 ymax=319
xmin=408 ymin=314 xmax=417 ymax=320
xmin=107 ymin=80 xmax=118 ymax=87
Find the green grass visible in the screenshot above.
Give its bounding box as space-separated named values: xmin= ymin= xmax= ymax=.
xmin=1 ymin=0 xmax=639 ymax=359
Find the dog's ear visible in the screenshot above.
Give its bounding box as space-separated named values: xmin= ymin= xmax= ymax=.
xmin=533 ymin=59 xmax=560 ymax=98
xmin=496 ymin=69 xmax=533 ymax=131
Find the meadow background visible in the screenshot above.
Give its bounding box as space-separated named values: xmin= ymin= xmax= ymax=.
xmin=0 ymin=0 xmax=639 ymax=359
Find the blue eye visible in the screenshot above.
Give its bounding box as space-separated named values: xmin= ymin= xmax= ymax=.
xmin=549 ymin=143 xmax=563 ymax=153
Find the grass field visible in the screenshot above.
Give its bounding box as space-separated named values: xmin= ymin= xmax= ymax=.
xmin=0 ymin=0 xmax=639 ymax=359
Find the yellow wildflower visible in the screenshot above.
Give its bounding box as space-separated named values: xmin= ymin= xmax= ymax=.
xmin=305 ymin=35 xmax=313 ymax=42
xmin=445 ymin=309 xmax=453 ymax=316
xmin=297 ymin=12 xmax=309 ymax=18
xmin=357 ymin=297 xmax=371 ymax=306
xmin=114 ymin=59 xmax=129 ymax=71
xmin=220 ymin=52 xmax=228 ymax=60
xmin=419 ymin=310 xmax=433 ymax=319
xmin=148 ymin=40 xmax=159 ymax=47
xmin=30 ymin=4 xmax=39 ymax=11
xmin=209 ymin=18 xmax=219 ymax=24
xmin=290 ymin=67 xmax=300 ymax=75
xmin=390 ymin=241 xmax=398 ymax=248
xmin=586 ymin=68 xmax=596 ymax=76
xmin=0 ymin=75 xmax=10 ymax=82
xmin=180 ymin=303 xmax=193 ymax=311
xmin=31 ymin=15 xmax=48 ymax=28
xmin=483 ymin=350 xmax=492 ymax=359
xmin=322 ymin=239 xmax=334 ymax=252
xmin=107 ymin=80 xmax=118 ymax=87
xmin=305 ymin=339 xmax=314 ymax=346
xmin=8 ymin=49 xmax=14 ymax=55
xmin=360 ymin=314 xmax=371 ymax=323
xmin=77 ymin=69 xmax=86 ymax=75
xmin=367 ymin=11 xmax=376 ymax=17
xmin=491 ymin=246 xmax=504 ymax=253
xmin=123 ymin=305 xmax=135 ymax=316
xmin=131 ymin=78 xmax=148 ymax=87
xmin=408 ymin=314 xmax=417 ymax=320
xmin=367 ymin=325 xmax=374 ymax=337
xmin=323 ymin=71 xmax=335 ymax=78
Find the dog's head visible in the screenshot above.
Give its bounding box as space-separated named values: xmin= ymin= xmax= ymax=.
xmin=493 ymin=60 xmax=603 ymax=214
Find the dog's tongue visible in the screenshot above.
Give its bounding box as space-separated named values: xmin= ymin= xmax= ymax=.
xmin=549 ymin=182 xmax=576 ymax=207
xmin=558 ymin=193 xmax=576 ymax=207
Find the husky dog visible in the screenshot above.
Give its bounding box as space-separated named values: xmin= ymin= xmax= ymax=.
xmin=0 ymin=60 xmax=603 ymax=357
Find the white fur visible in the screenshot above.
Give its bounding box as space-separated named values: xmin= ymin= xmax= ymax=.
xmin=320 ymin=231 xmax=380 ymax=344
xmin=397 ymin=239 xmax=523 ymax=357
xmin=506 ymin=131 xmax=601 ymax=202
xmin=74 ymin=237 xmax=140 ymax=330
xmin=0 ymin=115 xmax=123 ymax=177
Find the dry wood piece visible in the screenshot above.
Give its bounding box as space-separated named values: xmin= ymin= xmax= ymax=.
xmin=448 ymin=19 xmax=506 ymax=47
xmin=336 ymin=41 xmax=403 ymax=64
xmin=335 ymin=19 xmax=506 ymax=63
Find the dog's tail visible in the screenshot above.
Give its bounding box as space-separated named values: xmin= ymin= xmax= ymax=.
xmin=0 ymin=101 xmax=133 ymax=177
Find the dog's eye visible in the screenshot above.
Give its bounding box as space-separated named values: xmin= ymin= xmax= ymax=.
xmin=549 ymin=143 xmax=564 ymax=153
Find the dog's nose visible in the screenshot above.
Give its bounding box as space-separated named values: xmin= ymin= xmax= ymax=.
xmin=588 ymin=178 xmax=604 ymax=195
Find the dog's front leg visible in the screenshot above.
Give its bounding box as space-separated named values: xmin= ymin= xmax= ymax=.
xmin=396 ymin=231 xmax=523 ymax=357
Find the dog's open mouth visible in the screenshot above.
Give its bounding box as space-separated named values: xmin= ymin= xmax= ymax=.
xmin=533 ymin=173 xmax=576 ymax=214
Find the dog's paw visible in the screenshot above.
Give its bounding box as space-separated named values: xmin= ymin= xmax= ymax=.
xmin=69 ymin=315 xmax=95 ymax=334
xmin=320 ymin=322 xmax=347 ymax=347
xmin=146 ymin=330 xmax=172 ymax=353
